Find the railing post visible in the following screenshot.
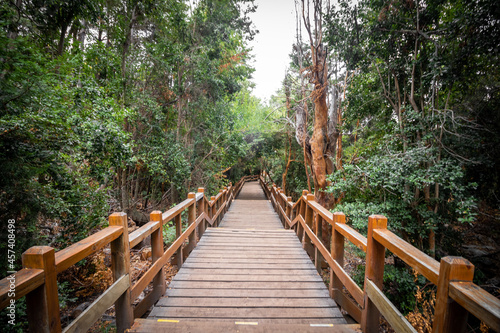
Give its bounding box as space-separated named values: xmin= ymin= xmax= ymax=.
xmin=285 ymin=196 xmax=292 ymax=229
xmin=223 ymin=187 xmax=228 ymax=214
xmin=198 ymin=188 xmax=206 ymax=237
xmin=361 ymin=215 xmax=387 ymax=333
xmin=302 ymin=194 xmax=315 ymax=258
xmin=314 ymin=213 xmax=324 ymax=273
xmin=109 ymin=212 xmax=133 ymax=333
xmin=175 ymin=213 xmax=183 ymax=267
xmin=187 ymin=192 xmax=197 ymax=256
xmin=23 ymin=246 xmax=61 ymax=333
xmin=330 ymin=213 xmax=345 ymax=299
xmin=432 ymin=257 xmax=474 ymax=333
xmin=296 ymin=190 xmax=308 ymax=240
xmin=150 ymin=211 xmax=165 ymax=302
xmin=210 ymin=196 xmax=216 ymax=227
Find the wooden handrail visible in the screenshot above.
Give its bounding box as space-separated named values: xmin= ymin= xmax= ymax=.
xmin=0 ymin=174 xmax=254 ymax=333
xmin=260 ymin=171 xmax=500 ymax=333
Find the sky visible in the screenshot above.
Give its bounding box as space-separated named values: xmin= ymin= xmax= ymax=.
xmin=248 ymin=0 xmax=297 ymax=102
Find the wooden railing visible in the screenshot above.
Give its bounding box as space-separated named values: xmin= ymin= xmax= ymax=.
xmin=0 ymin=175 xmax=257 ymax=333
xmin=260 ymin=172 xmax=500 ymax=333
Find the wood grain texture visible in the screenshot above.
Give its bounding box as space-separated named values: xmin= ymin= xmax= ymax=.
xmin=0 ymin=268 xmax=44 ymax=309
xmin=55 ymin=226 xmax=123 ymax=273
xmin=63 ymin=275 xmax=129 ymax=333
xmin=146 ymin=182 xmax=346 ymax=327
xmin=365 ymin=279 xmax=417 ymax=333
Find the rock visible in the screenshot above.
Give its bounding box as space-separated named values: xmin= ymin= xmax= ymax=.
xmin=128 ymin=209 xmax=150 ymax=225
xmin=140 ymin=247 xmax=152 ymax=261
xmin=71 ymin=302 xmax=90 ymax=318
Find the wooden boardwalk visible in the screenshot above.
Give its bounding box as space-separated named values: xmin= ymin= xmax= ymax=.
xmin=129 ymin=181 xmax=356 ymax=332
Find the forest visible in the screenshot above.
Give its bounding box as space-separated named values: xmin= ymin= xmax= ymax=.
xmin=0 ymin=0 xmax=499 ymax=332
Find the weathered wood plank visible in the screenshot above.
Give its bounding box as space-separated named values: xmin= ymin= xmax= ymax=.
xmin=149 ymin=306 xmax=344 ymax=319
xmin=449 ymin=281 xmax=500 ymax=332
xmin=157 ymin=297 xmax=338 ymax=308
xmin=0 ymin=268 xmax=44 ymax=309
xmin=365 ymin=279 xmax=417 ymax=333
xmin=129 ymin=318 xmax=356 ymax=332
xmin=168 ymin=280 xmax=328 ymax=289
xmin=63 ymin=275 xmax=129 ymax=333
xmin=373 ymin=229 xmax=439 ymax=285
xmin=55 ymin=226 xmax=123 ymax=273
xmin=164 ymin=288 xmax=331 ymax=298
xmin=129 ymin=221 xmax=160 ymax=248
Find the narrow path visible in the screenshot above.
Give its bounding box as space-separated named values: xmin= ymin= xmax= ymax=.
xmin=129 ymin=181 xmax=354 ymax=332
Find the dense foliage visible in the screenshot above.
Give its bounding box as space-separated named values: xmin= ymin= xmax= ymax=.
xmin=0 ymin=0 xmax=264 ymax=276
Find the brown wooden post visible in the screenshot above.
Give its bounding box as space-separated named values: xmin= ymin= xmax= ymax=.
xmin=330 ymin=213 xmax=346 ymax=299
xmin=210 ymin=196 xmax=216 ymax=227
xmin=432 ymin=257 xmax=474 ymax=333
xmin=218 ymin=189 xmax=223 ymax=224
xmin=296 ymin=190 xmax=308 ymax=240
xmin=361 ymin=215 xmax=387 ymax=333
xmin=150 ymin=211 xmax=165 ymax=301
xmin=197 ymin=188 xmax=205 ymax=237
xmin=175 ymin=214 xmax=183 ymax=267
xmin=109 ymin=212 xmax=134 ymax=333
xmin=302 ymin=194 xmax=315 ymax=258
xmin=187 ymin=192 xmax=197 ymax=256
xmin=23 ymin=246 xmax=61 ymax=333
xmin=223 ymin=187 xmax=228 ymax=214
xmin=285 ymin=197 xmax=292 ymax=229
xmin=314 ymin=213 xmax=324 ymax=273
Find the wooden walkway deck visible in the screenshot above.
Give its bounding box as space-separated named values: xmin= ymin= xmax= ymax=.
xmin=129 ymin=182 xmax=357 ymax=332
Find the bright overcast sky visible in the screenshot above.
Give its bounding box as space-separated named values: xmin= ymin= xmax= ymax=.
xmin=248 ymin=0 xmax=297 ymax=102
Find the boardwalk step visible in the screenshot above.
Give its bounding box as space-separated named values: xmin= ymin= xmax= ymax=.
xmin=128 ymin=318 xmax=361 ymax=332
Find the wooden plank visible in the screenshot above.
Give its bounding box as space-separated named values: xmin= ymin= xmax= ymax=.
xmin=334 ymin=223 xmax=367 ymax=252
xmin=129 ymin=221 xmax=160 ymax=248
xmin=0 ymin=268 xmax=44 ymax=309
xmin=449 ymin=281 xmax=500 ymax=332
xmin=168 ymin=281 xmax=327 ymax=289
xmin=162 ymin=198 xmax=195 ymax=223
xmin=178 ymin=268 xmax=320 ymax=275
xmin=130 ymin=318 xmax=355 ymax=332
xmin=334 ymin=291 xmax=362 ymax=324
xmin=307 ymin=201 xmax=334 ymax=225
xmin=55 ymin=226 xmax=123 ymax=273
xmin=365 ymin=279 xmax=417 ymax=333
xmin=63 ymin=275 xmax=130 ymax=333
xmin=157 ymin=297 xmax=338 ymax=308
xmin=373 ymin=229 xmax=439 ymax=285
xmin=173 ymin=274 xmax=323 ymax=282
xmin=164 ymin=288 xmax=331 ymax=298
xmin=184 ymin=258 xmax=313 ymax=264
xmin=181 ymin=263 xmax=315 ymax=269
xmin=149 ymin=306 xmax=344 ymax=319
xmin=134 ymin=288 xmax=160 ymax=319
